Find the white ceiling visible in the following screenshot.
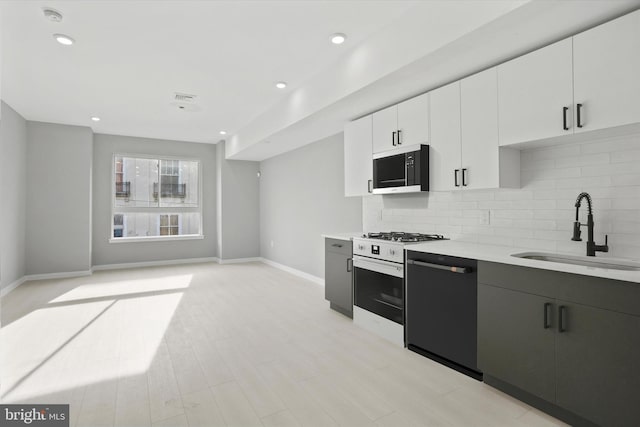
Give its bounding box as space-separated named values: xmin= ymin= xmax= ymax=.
xmin=3 ymin=0 xmax=639 ymax=161
xmin=0 ymin=0 xmax=418 ymax=143
xmin=227 ymin=0 xmax=640 ymax=160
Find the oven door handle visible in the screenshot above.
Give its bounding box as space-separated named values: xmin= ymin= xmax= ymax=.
xmin=353 ymin=256 xmax=404 ymax=278
xmin=407 ymin=259 xmax=471 ymax=274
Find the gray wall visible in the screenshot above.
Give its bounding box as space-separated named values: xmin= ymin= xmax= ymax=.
xmin=217 ymin=142 xmax=260 ymax=260
xmin=0 ymin=102 xmax=27 ymax=290
xmin=259 ymin=133 xmax=362 ymax=278
xmin=92 ymin=133 xmax=217 ymax=266
xmin=26 ymin=121 xmax=93 ymax=275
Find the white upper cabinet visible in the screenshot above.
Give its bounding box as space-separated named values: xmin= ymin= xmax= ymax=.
xmin=430 ymin=81 xmax=462 ymax=191
xmin=430 ymin=69 xmax=519 ymax=192
xmin=397 ymin=93 xmax=430 ymax=146
xmin=372 ymin=93 xmax=429 ymax=153
xmin=461 ymin=68 xmax=499 ymax=190
xmin=461 ymin=68 xmax=519 ymax=190
xmin=344 ymin=115 xmax=373 ymax=197
xmin=372 ymin=105 xmax=397 ymax=154
xmin=573 ymin=10 xmax=640 ymax=133
xmin=497 ymin=38 xmax=574 ymax=146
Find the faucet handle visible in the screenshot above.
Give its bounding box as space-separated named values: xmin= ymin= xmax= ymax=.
xmin=597 ymin=234 xmax=610 ymax=253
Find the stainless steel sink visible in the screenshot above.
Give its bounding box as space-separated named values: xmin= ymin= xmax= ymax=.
xmin=511 ymin=252 xmax=640 ymax=271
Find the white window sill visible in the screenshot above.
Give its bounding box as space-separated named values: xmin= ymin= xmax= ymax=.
xmin=109 ymin=235 xmax=204 ymax=243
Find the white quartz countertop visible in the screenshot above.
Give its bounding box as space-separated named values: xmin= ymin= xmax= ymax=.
xmin=406 ymin=240 xmax=640 ymax=284
xmin=321 ymin=232 xmax=362 ymax=241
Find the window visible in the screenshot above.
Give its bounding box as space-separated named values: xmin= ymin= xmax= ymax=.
xmin=114 ymin=157 xmax=130 ymax=199
xmin=160 ymin=214 xmax=179 ymax=236
xmin=111 ymin=155 xmax=201 ymax=241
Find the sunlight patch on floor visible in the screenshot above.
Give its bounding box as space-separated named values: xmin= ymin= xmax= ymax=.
xmin=48 ymin=274 xmax=193 ymax=303
xmin=0 ymin=274 xmax=191 ymax=402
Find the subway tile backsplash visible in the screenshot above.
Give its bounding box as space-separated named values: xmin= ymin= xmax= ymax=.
xmin=363 ymin=132 xmax=640 ymax=259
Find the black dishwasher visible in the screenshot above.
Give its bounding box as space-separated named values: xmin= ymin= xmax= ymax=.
xmin=406 ymin=250 xmax=482 ymax=380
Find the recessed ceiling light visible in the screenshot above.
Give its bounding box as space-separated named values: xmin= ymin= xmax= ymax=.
xmin=91 ymin=116 xmax=100 ymax=122
xmin=53 ymin=34 xmax=74 ymax=45
xmin=331 ymin=33 xmax=347 ymax=45
xmin=42 ymin=7 xmax=63 ymax=22
xmin=219 ymin=130 xmax=227 ymax=135
xmin=275 ymin=81 xmax=287 ymax=89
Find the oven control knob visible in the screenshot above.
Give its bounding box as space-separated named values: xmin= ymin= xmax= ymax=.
xmin=389 ymin=249 xmax=396 ymax=255
xmin=358 ymin=244 xmax=365 ymax=250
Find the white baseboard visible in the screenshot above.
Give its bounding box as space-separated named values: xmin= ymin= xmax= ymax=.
xmin=92 ymin=257 xmax=219 ymax=271
xmin=217 ymin=257 xmax=262 ymax=265
xmin=1 ymin=257 xmax=220 ymax=297
xmin=25 ymin=270 xmax=93 ymax=281
xmin=0 ymin=276 xmax=27 ymax=298
xmin=1 ymin=270 xmax=92 ymax=298
xmin=260 ymin=258 xmax=324 ymax=286
xmin=1 ymin=256 xmax=321 ymax=298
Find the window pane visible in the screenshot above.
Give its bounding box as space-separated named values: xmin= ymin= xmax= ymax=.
xmin=159 ymin=160 xmax=198 ymax=208
xmin=115 ymin=157 xmax=159 ymax=208
xmin=112 ymin=213 xmax=200 ymax=238
xmin=113 ymin=214 xmax=124 ymax=238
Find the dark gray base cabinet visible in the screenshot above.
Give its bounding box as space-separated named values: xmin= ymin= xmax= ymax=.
xmin=324 ymin=238 xmax=353 ymax=318
xmin=555 ymin=302 xmax=640 ymax=427
xmin=478 ymin=262 xmax=640 ymax=427
xmin=478 ymin=284 xmax=556 ymax=402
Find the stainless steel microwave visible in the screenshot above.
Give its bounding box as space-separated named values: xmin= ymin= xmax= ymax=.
xmin=372 ymin=144 xmax=429 ymax=194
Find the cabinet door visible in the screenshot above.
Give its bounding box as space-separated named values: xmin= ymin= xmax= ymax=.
xmin=497 ymin=38 xmax=573 ymax=145
xmin=461 ymin=68 xmax=499 ymax=190
xmin=555 ymin=301 xmax=640 ymax=427
xmin=478 ymin=284 xmax=556 ymax=402
xmin=325 ymin=250 xmax=352 ymax=314
xmin=573 ymin=10 xmax=640 ymax=133
xmin=372 ymin=105 xmax=398 ymax=153
xmin=429 ymin=81 xmax=461 ymax=191
xmin=344 ymin=115 xmax=373 ymax=197
xmin=397 ymin=93 xmax=429 ymax=146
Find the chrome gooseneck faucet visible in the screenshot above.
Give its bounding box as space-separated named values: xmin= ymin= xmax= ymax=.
xmin=572 ymin=192 xmax=609 ymax=256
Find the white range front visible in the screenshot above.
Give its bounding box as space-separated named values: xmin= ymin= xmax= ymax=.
xmin=351 ymin=237 xmax=406 ymax=346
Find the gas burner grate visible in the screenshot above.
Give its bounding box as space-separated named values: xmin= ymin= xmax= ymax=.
xmin=363 ymin=232 xmax=447 ymax=242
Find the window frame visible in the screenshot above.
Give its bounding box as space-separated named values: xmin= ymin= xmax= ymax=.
xmin=109 ymin=153 xmax=203 ymax=243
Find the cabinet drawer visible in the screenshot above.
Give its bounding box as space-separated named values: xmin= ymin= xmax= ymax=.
xmin=325 ymin=238 xmax=352 ymax=256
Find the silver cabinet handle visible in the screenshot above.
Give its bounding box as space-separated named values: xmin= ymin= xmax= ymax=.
xmin=407 ymin=259 xmax=471 ymax=274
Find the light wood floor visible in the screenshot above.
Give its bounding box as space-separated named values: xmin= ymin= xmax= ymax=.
xmin=1 ymin=262 xmax=566 ymax=427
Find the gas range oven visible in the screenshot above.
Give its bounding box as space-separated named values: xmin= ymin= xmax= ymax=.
xmin=351 ymin=232 xmax=447 ymax=345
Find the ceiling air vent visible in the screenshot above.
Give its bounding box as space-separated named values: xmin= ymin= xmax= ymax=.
xmin=174 ymin=92 xmax=197 ymax=103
